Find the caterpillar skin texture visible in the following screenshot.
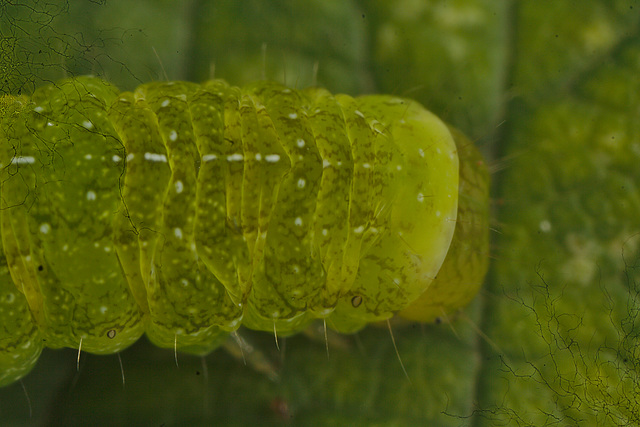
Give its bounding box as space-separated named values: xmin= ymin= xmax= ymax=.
xmin=0 ymin=77 xmax=489 ymax=386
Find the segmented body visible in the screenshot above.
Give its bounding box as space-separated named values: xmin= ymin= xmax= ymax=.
xmin=0 ymin=76 xmax=489 ymax=386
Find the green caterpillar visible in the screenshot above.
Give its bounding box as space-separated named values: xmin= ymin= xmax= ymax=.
xmin=0 ymin=76 xmax=489 ymax=387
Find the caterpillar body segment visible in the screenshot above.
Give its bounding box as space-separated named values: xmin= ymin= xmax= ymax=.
xmin=399 ymin=126 xmax=490 ymax=323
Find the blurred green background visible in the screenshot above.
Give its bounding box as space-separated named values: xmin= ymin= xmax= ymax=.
xmin=1 ymin=0 xmax=639 ymax=425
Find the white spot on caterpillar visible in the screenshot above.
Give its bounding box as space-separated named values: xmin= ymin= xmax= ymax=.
xmin=202 ymin=154 xmax=217 ymax=162
xmin=396 ymin=165 xmax=402 ymax=171
xmin=84 ymin=154 xmax=92 ymax=160
xmin=417 ymin=193 xmax=424 ymax=202
xmin=296 ymin=138 xmax=305 ymax=148
xmin=297 ymin=178 xmax=306 ymax=189
xmin=175 ymin=180 xmax=184 ymax=194
xmin=126 ymin=153 xmax=135 ymax=162
xmin=288 ymin=112 xmax=298 ymax=119
xmin=323 ymin=159 xmax=331 ymax=168
xmin=355 ymin=110 xmax=365 ymax=119
xmin=144 ymin=152 xmax=167 ymax=162
xmin=227 ymin=153 xmax=244 ymax=162
xmin=265 ymin=154 xmax=280 ymax=163
xmin=174 ymin=228 xmax=183 ymax=239
xmin=11 ymin=156 xmax=35 ymax=165
xmin=82 ymin=120 xmax=93 ymax=129
xmin=362 ymin=163 xmax=371 ymax=169
xmin=40 ymin=223 xmax=51 ymax=234
xmin=418 ymin=148 xmax=425 ymax=157
xmin=371 ymin=121 xmax=385 ymax=134
xmin=322 ymin=229 xmax=328 ymax=236
xmin=86 ymin=191 xmax=96 ymax=201
xmin=294 ymin=217 xmax=303 ymax=226
xmin=112 ymin=155 xmax=122 ymax=162
xmin=539 ymin=220 xmax=551 ymax=232
xmin=161 ymin=99 xmax=170 ymax=107
xmin=34 ymin=106 xmax=44 ymax=113
xmin=100 ymin=306 xmax=108 ymax=314
xmin=46 ymin=122 xmax=54 ymax=127
xmin=169 ymin=130 xmax=178 ymax=142
xmin=435 ymin=211 xmax=442 ymax=217
xmin=354 ymin=226 xmax=364 ymax=234
xmin=255 ymin=153 xmax=262 ymax=161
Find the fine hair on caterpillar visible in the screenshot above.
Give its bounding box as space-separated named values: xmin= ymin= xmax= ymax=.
xmin=0 ymin=76 xmax=490 ymax=387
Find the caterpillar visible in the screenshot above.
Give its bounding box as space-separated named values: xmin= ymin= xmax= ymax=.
xmin=0 ymin=76 xmax=490 ymax=387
